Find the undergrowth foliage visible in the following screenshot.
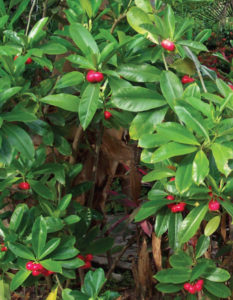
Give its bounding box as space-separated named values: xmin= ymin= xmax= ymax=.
xmin=0 ymin=0 xmax=232 ymax=299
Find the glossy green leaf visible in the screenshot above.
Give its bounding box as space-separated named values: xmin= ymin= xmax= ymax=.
xmin=66 ymin=54 xmax=96 ymax=70
xmin=58 ymin=194 xmax=72 ymax=211
xmin=135 ymin=199 xmax=171 ymax=222
xmin=192 ymin=150 xmax=209 ymax=185
xmin=10 ymin=270 xmax=31 ymax=291
xmin=9 ymin=0 xmax=30 ymax=27
xmin=64 ymin=215 xmax=81 ymax=225
xmin=219 ymin=199 xmax=233 ymax=218
xmin=195 ymin=235 xmax=210 ymax=258
xmin=168 ymin=212 xmax=183 ymax=250
xmin=40 ymin=259 xmax=62 ymax=273
xmin=0 ymin=87 xmax=21 ymax=107
xmin=9 ymin=204 xmax=28 ymax=232
xmin=40 ymin=94 xmax=80 ymax=112
xmin=151 ymin=142 xmax=197 ymax=163
xmin=156 ymin=283 xmax=183 ymax=293
xmin=32 ymin=216 xmax=47 ymax=258
xmin=216 ymin=78 xmax=233 ymax=98
xmin=62 ymin=289 xmax=89 ymax=300
xmin=156 ymin=122 xmax=199 ymax=145
xmin=39 ymin=238 xmax=61 ymax=260
xmin=174 ymin=105 xmax=209 ymax=141
xmin=135 ymin=0 xmax=153 ymax=13
xmin=55 ymin=72 xmax=84 ymax=89
xmin=130 ymin=107 xmax=167 ymax=140
xmin=177 ymin=40 xmax=208 ymax=52
xmin=30 ymin=180 xmax=53 ymax=200
xmin=175 ymin=154 xmax=194 ymax=194
xmin=138 ymin=133 xmax=169 ymax=148
xmin=82 ymin=268 xmax=106 ymax=297
xmin=179 ymin=205 xmax=208 ymax=244
xmin=8 ymin=242 xmax=35 ymax=260
xmin=164 ymin=5 xmax=175 ymax=38
xmin=79 ymin=0 xmax=92 ymax=17
xmin=204 ymin=216 xmax=220 ymax=236
xmin=79 ymin=83 xmax=100 ymax=130
xmin=190 ymin=261 xmax=209 ymax=282
xmin=169 ymin=251 xmax=192 ymax=268
xmin=117 ymin=63 xmax=160 ymax=82
xmin=1 ymin=110 xmax=37 ymax=122
xmin=2 ymin=124 xmax=34 ymax=159
xmin=160 ymin=71 xmax=183 ymax=109
xmin=69 ymin=23 xmax=99 ymax=57
xmin=154 ymin=268 xmax=191 ymax=284
xmin=112 ymin=87 xmax=166 ymax=112
xmin=204 ymin=280 xmax=231 ymax=298
xmin=127 ymin=6 xmax=153 ymax=35
xmin=28 ymin=17 xmax=48 ymax=45
xmin=142 ymin=167 xmax=175 ymax=182
xmin=203 ymin=267 xmax=231 ymax=282
xmin=154 ymin=207 xmax=170 ymax=237
xmin=211 ymin=143 xmax=233 ymax=176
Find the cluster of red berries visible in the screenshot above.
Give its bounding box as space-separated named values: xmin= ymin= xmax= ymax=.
xmin=1 ymin=243 xmax=7 ymax=252
xmin=18 ymin=181 xmax=30 ymax=190
xmin=161 ymin=39 xmax=175 ymax=51
xmin=181 ymin=75 xmax=195 ymax=84
xmin=14 ymin=56 xmax=32 ymax=65
xmin=166 ymin=178 xmax=186 ymax=212
xmin=26 ymin=261 xmax=54 ymax=277
xmin=208 ymin=186 xmax=221 ymax=211
xmin=77 ymin=254 xmax=93 ymax=269
xmin=86 ymin=70 xmax=104 ymax=83
xmin=184 ymin=279 xmax=204 ymax=294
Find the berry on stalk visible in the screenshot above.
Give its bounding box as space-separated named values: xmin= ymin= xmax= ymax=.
xmin=86 ymin=70 xmax=104 ymax=83
xmin=18 ymin=182 xmax=30 ymax=190
xmin=104 ymin=111 xmax=112 ymax=120
xmin=161 ymin=40 xmax=175 ymax=51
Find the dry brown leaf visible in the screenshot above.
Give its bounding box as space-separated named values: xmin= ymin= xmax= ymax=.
xmin=152 ymin=233 xmax=162 ymax=271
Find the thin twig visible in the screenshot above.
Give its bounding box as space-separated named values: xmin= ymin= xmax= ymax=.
xmin=110 ymin=13 xmax=126 ymax=34
xmin=78 ymin=269 xmax=84 ymax=286
xmin=162 ymin=52 xmax=169 ymax=71
xmin=26 ymin=0 xmax=37 ymax=36
xmin=102 ymin=235 xmax=136 ymax=287
xmin=197 ymin=68 xmax=208 ymax=93
xmin=55 ymin=274 xmax=63 ymax=292
xmin=42 ymin=0 xmax=49 ymax=18
xmin=69 ymin=125 xmax=83 ymax=164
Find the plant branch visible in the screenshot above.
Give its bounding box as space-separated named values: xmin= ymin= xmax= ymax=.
xmin=87 ymin=123 xmax=104 ymax=208
xmin=197 ymin=68 xmax=208 ymax=93
xmin=102 ymin=235 xmax=136 ymax=288
xmin=110 ymin=13 xmax=126 ymax=34
xmin=69 ymin=125 xmax=83 ymax=164
xmin=26 ymin=0 xmax=37 ymax=36
xmin=162 ymin=52 xmax=169 ymax=71
xmin=42 ymin=0 xmax=49 ymax=18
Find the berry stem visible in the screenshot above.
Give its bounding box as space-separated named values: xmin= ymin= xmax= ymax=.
xmin=162 ymin=52 xmax=169 ymax=71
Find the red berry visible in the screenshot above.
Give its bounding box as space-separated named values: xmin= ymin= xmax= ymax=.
xmin=167 ymin=203 xmax=175 ymax=209
xmin=196 ymin=279 xmax=204 ymax=287
xmin=104 ymin=111 xmax=112 ymax=120
xmin=85 ymin=254 xmax=93 ymax=261
xmin=26 ymin=261 xmax=34 ymax=270
xmin=208 ymin=199 xmax=220 ymax=211
xmin=36 ymin=264 xmax=44 ymax=271
xmin=77 ymin=254 xmax=85 ymax=261
xmin=26 ymin=57 xmax=32 ymax=65
xmin=32 ymin=263 xmax=40 ymax=271
xmin=188 ymin=285 xmax=196 ymax=294
xmin=184 ymin=283 xmax=191 ymax=291
xmin=171 ymin=204 xmax=180 ymax=213
xmin=169 ymin=177 xmax=175 ymax=182
xmin=86 ymin=70 xmax=104 ymax=83
xmin=229 ymin=84 xmax=233 ymax=91
xmin=81 ymin=261 xmax=92 ymax=269
xmin=161 ymin=40 xmax=175 ymax=51
xmin=14 ymin=55 xmax=18 ymax=61
xmin=181 ymin=75 xmax=195 ymax=84
xmin=18 ymin=182 xmax=30 ymax=190
xmin=32 ymin=270 xmax=41 ymax=276
xmin=1 ymin=246 xmax=7 ymax=252
xmin=195 ymin=282 xmax=203 ymax=291
xmin=166 ymin=195 xmax=175 ymax=200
